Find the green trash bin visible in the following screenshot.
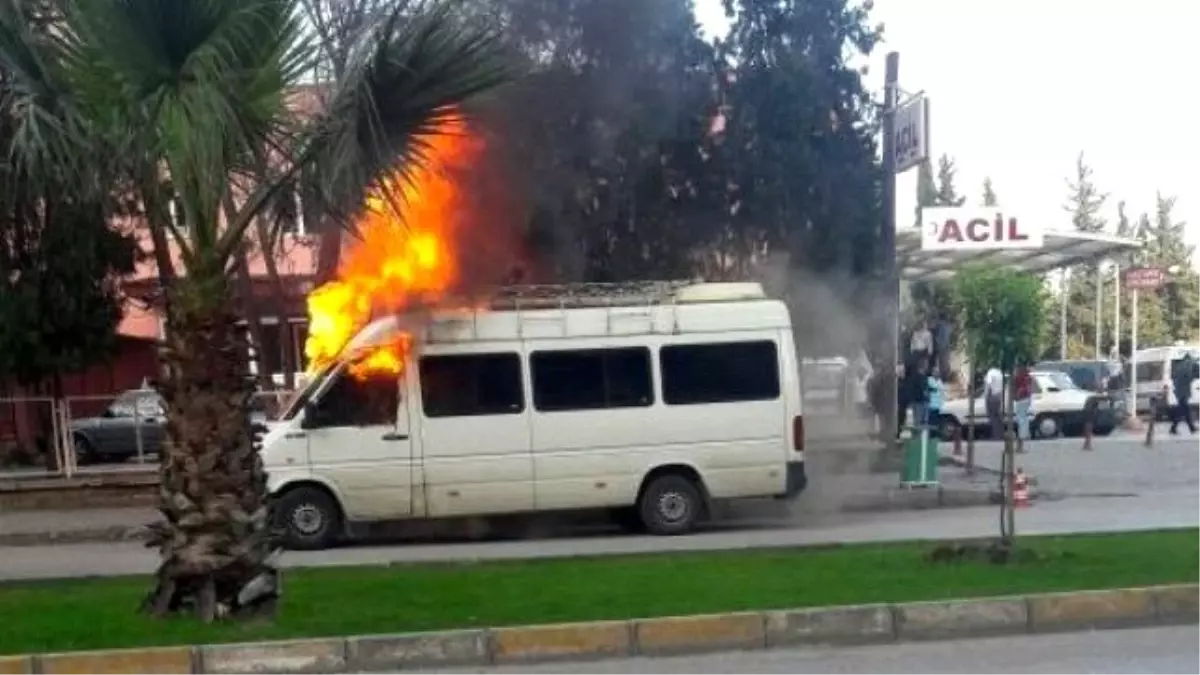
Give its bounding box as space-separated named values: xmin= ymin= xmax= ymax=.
xmin=901 ymin=426 xmax=940 ymax=486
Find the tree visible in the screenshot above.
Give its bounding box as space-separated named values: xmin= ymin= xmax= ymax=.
xmin=981 ymin=177 xmax=997 ymax=207
xmin=0 ymin=7 xmax=138 ymax=466
xmin=0 ymin=0 xmax=511 ymax=620
xmin=1148 ymin=193 xmax=1199 ymax=342
xmin=1059 ymin=153 xmax=1108 ymax=358
xmin=934 ymin=154 xmax=965 ymax=207
xmin=951 ymin=263 xmax=1047 ymax=550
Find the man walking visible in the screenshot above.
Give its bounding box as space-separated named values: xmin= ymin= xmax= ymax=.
xmin=1170 ymin=353 xmax=1198 ymax=435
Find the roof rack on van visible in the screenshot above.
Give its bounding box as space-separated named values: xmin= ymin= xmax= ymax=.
xmin=485 ymin=280 xmax=701 ymax=311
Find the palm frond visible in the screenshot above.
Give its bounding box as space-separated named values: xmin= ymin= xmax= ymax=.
xmin=63 ymin=0 xmax=312 ymax=262
xmin=300 ymin=0 xmax=516 ymax=230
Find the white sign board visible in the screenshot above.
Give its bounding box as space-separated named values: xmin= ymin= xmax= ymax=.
xmin=893 ymin=95 xmax=929 ymax=173
xmin=921 ymin=207 xmax=1044 ymax=251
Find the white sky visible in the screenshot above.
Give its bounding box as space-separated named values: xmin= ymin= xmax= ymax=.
xmin=696 ymin=0 xmax=1199 ymax=269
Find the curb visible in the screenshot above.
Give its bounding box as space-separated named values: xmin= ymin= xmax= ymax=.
xmin=1 ymin=584 xmax=1194 ymax=673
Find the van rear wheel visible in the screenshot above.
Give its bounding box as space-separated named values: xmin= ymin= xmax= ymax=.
xmin=275 ymin=486 xmax=341 ymax=550
xmin=638 ymin=474 xmax=702 ymax=536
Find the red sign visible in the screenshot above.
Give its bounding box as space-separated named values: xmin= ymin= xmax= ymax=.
xmin=1124 ymin=267 xmax=1164 ymax=291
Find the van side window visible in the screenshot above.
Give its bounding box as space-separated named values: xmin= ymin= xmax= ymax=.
xmin=312 ymin=372 xmax=399 ymax=427
xmin=531 ymin=347 xmax=653 ymax=412
xmin=420 ymin=353 xmax=523 ymax=417
xmin=661 ymin=341 xmax=780 ymax=405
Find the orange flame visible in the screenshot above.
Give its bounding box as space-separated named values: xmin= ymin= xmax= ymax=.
xmin=304 ymin=115 xmax=481 ymax=379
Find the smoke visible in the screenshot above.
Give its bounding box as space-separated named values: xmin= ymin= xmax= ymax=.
xmin=754 ymin=252 xmax=892 ymax=362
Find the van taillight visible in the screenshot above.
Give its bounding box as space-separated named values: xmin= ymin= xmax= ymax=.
xmin=792 ymin=415 xmax=804 ymax=451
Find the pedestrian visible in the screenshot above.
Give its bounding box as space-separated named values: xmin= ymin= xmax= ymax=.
xmin=910 ymin=319 xmax=933 ymax=362
xmin=1169 ymin=353 xmax=1198 ymax=435
xmin=932 ymin=316 xmax=952 ymax=380
xmin=984 ymin=364 xmax=1005 ymax=440
xmin=904 ymin=357 xmax=931 ymax=433
xmin=926 ymin=367 xmax=944 ymax=431
xmin=1012 ymin=362 xmax=1033 ymax=448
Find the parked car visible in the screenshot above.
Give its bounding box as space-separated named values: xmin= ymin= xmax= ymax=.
xmin=937 ymin=371 xmax=1118 ymax=441
xmin=1036 ymin=358 xmax=1129 ymax=420
xmin=70 ymin=388 xmax=166 ymax=464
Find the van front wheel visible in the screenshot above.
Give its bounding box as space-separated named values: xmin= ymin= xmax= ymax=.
xmin=638 ymin=474 xmax=702 ymax=536
xmin=275 ymin=486 xmax=341 ymax=550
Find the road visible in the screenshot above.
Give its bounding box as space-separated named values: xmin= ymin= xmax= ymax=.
xmin=414 ymin=626 xmax=1199 ymax=674
xmin=1 ymin=487 xmax=1194 ymax=581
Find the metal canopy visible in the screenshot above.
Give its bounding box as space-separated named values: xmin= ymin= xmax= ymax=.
xmin=896 ymin=227 xmax=1142 ymax=281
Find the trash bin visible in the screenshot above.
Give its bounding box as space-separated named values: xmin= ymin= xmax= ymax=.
xmin=901 ymin=426 xmax=940 ymax=487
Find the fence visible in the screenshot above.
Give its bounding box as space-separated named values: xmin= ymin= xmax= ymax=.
xmin=0 ymin=389 xmax=296 ymax=480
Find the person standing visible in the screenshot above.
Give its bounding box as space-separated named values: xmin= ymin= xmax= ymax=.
xmin=910 ymin=320 xmax=933 ymax=362
xmin=984 ymin=365 xmax=1005 ymax=440
xmin=1170 ymin=353 xmax=1198 ymax=435
xmin=932 ymin=317 xmax=952 ymax=380
xmin=1012 ymin=363 xmax=1033 ymax=448
xmin=904 ymin=357 xmax=931 ymax=432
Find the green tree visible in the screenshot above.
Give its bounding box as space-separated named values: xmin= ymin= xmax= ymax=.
xmin=488 ymin=0 xmax=719 ymax=282
xmin=1148 ymin=193 xmax=1199 ymax=342
xmin=951 ymin=263 xmax=1047 ymax=548
xmin=0 ymin=0 xmax=511 ymax=620
xmin=982 ymin=177 xmax=998 ymax=207
xmin=1059 ymin=153 xmax=1108 ymax=358
xmin=934 ymin=154 xmax=966 ymax=207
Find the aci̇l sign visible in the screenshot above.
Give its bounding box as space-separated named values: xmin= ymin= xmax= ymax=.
xmin=920 ymin=207 xmax=1045 ymax=251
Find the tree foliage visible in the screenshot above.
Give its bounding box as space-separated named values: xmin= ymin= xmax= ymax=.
xmin=0 ymin=51 xmax=137 ymax=390
xmin=0 ymin=0 xmax=512 ymax=621
xmin=953 ymin=264 xmax=1047 ymax=372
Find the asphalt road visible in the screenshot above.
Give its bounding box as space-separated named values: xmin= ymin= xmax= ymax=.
xmin=415 ymin=626 xmax=1200 ymax=674
xmin=1 ymin=486 xmax=1195 ymax=581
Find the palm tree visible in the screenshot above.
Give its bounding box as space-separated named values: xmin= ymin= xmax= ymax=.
xmin=0 ymin=0 xmax=511 ymax=621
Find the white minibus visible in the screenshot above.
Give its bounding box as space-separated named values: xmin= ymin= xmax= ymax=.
xmin=260 ymin=281 xmax=808 ymax=549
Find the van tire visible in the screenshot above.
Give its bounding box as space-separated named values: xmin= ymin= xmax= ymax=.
xmin=638 ymin=474 xmax=702 ymax=536
xmin=275 ymin=486 xmax=341 ymax=551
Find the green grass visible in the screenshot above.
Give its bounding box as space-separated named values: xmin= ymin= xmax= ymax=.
xmin=1 ymin=529 xmax=1196 ymax=655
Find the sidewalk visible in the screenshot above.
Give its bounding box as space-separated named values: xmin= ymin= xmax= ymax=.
xmin=0 ymin=507 xmax=156 ymax=545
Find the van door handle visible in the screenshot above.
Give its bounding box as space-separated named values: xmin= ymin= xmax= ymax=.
xmin=284 ymin=432 xmax=306 ymax=439
xmin=382 ymin=432 xmax=409 ymax=441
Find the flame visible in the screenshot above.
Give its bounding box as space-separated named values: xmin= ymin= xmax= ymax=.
xmin=304 ymin=115 xmax=481 ymax=379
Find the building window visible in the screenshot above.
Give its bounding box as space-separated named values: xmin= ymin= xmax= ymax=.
xmin=165 ymin=185 xmax=188 ymax=233
xmin=531 ymin=347 xmax=653 ymax=411
xmin=246 ymin=318 xmax=309 ymax=384
xmin=660 ymin=341 xmax=780 ymax=405
xmin=278 ymin=179 xmax=306 ymax=236
xmin=419 ymin=353 xmax=523 ymax=418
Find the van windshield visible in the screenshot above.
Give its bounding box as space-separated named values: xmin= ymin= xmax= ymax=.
xmin=280 ymin=362 xmax=337 ymax=421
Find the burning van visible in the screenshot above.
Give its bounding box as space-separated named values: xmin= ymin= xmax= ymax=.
xmin=260 ymin=280 xmax=808 ymax=549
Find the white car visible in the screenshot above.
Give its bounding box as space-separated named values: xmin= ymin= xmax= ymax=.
xmin=936 ymin=371 xmax=1119 ymax=440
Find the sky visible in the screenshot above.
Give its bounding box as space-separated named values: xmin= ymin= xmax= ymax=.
xmin=695 ymin=0 xmax=1199 ymax=269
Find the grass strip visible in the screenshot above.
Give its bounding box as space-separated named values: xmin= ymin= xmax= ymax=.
xmin=1 ymin=528 xmax=1195 ymax=655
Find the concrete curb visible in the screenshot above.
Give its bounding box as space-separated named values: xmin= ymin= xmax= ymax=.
xmin=0 ymin=584 xmax=1194 ymax=673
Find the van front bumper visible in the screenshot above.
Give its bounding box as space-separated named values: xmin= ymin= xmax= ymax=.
xmin=782 ymin=460 xmax=807 ymax=498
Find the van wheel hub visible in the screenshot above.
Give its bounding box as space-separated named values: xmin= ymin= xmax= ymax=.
xmin=658 ymin=492 xmax=689 ymax=523
xmin=291 ymin=504 xmax=324 ymax=535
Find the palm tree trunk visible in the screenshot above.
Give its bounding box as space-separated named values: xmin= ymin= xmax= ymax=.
xmin=143 ymin=274 xmax=278 ymax=621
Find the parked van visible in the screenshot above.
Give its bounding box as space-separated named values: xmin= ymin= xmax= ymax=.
xmin=1129 ymin=344 xmax=1200 ymax=417
xmin=261 ymin=281 xmax=808 ymax=549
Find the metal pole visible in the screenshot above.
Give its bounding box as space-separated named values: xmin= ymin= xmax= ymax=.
xmin=1114 ymin=263 xmax=1121 ymax=357
xmin=1095 ymin=265 xmax=1103 ymax=359
xmin=1131 ymin=288 xmax=1139 ymax=416
xmin=880 ymin=51 xmax=900 ymax=442
xmin=1060 ymin=268 xmax=1069 ymax=358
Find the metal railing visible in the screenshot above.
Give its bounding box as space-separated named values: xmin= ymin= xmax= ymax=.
xmin=0 ymin=390 xmax=295 ymax=480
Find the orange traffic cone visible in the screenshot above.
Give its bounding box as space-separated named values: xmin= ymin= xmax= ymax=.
xmin=1013 ymin=468 xmax=1030 ymax=508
